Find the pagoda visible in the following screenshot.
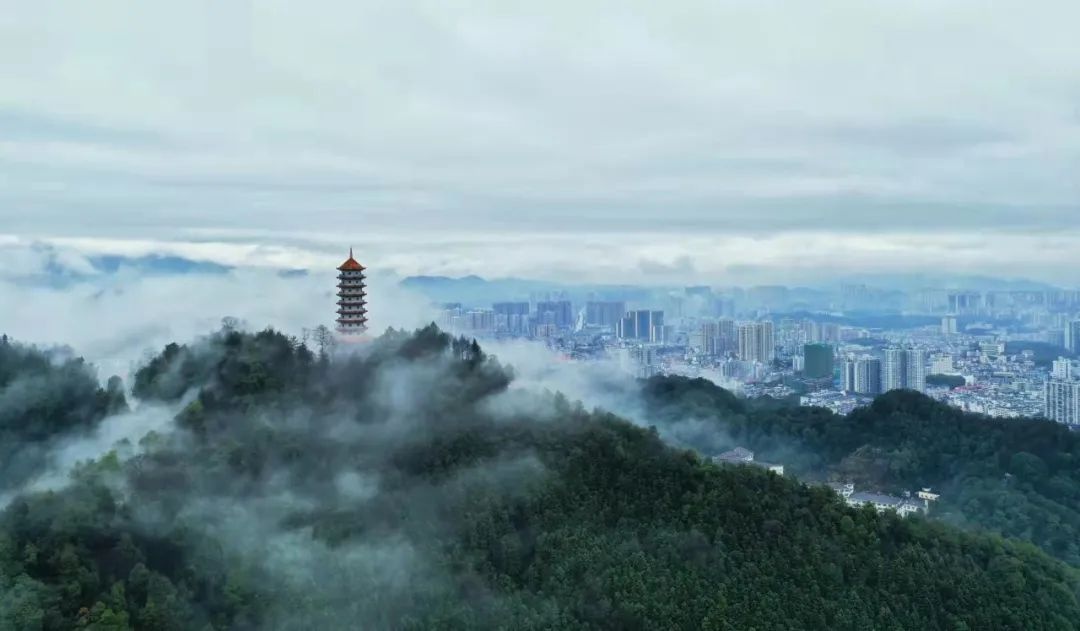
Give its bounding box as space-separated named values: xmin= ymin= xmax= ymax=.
xmin=336 ymin=248 xmax=368 ymax=335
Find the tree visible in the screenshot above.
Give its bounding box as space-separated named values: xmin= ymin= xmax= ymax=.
xmin=926 ymin=374 xmax=966 ymax=389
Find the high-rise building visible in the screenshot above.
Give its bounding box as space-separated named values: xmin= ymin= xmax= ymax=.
xmin=637 ymin=310 xmax=655 ymax=341
xmin=1052 ymin=357 xmax=1075 ymax=381
xmin=717 ymin=319 xmax=736 ymax=353
xmin=883 ymin=349 xmax=906 ymax=392
xmin=617 ymin=310 xmax=665 ymax=342
xmin=941 ymin=315 xmax=958 ymax=337
xmin=948 ymin=292 xmax=982 ymax=315
xmin=906 ymin=349 xmax=927 ymax=393
xmin=884 ymin=348 xmax=927 ymax=393
xmin=1066 ymin=320 xmax=1080 ymax=353
xmin=618 ymin=345 xmax=660 ymax=379
xmin=738 ymin=323 xmax=755 ymax=362
xmin=856 ymin=358 xmax=883 ymax=395
xmin=693 ymin=319 xmax=735 ymax=355
xmin=649 ymin=311 xmax=665 ymax=343
xmin=803 ymin=344 xmax=834 ymax=379
xmin=808 ymin=322 xmax=842 ymax=344
xmin=1045 ymin=379 xmax=1080 ymax=426
xmin=585 ymin=301 xmax=626 ymax=328
xmin=536 ymin=301 xmax=574 ymax=329
xmin=694 ymin=318 xmax=735 ymax=356
xmin=336 ymin=249 xmax=368 ymax=335
xmin=630 ymin=345 xmax=659 ymax=379
xmin=696 ymin=321 xmax=719 ymax=353
xmin=493 ymin=302 xmax=529 ymax=317
xmin=493 ymin=302 xmax=530 ymax=334
xmin=464 ymin=309 xmax=495 ymax=332
xmin=737 ymin=321 xmax=775 ymax=363
xmin=931 ymin=354 xmax=954 ymax=374
xmin=843 ymin=357 xmax=882 ymax=395
xmin=762 ymin=321 xmax=775 ymax=361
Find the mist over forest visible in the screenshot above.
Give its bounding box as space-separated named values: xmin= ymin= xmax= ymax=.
xmin=7 ymin=0 xmax=1080 ymax=626
xmin=2 ymin=323 xmax=1080 ymax=630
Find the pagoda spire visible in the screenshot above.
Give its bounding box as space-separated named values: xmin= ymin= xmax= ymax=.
xmin=336 ymin=249 xmax=368 ymax=335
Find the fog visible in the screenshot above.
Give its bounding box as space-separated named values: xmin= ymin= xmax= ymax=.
xmin=0 ymin=241 xmax=435 ymax=380
xmin=0 ymin=402 xmax=179 ymax=506
xmin=0 ymin=240 xmax=778 ymax=627
xmin=106 ymin=331 xmax=559 ymax=628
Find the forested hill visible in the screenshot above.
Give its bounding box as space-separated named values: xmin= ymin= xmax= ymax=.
xmin=2 ymin=327 xmax=1079 ymax=629
xmin=644 ymin=375 xmax=1080 ymax=566
xmin=0 ymin=336 xmax=127 ymax=495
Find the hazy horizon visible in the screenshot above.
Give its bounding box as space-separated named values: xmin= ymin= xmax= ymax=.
xmin=3 ymin=1 xmax=1080 ymax=285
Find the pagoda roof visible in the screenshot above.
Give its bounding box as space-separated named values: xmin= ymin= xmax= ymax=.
xmin=337 ymin=248 xmax=366 ymax=271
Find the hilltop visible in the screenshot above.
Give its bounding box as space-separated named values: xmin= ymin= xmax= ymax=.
xmin=0 ymin=327 xmax=1077 ymax=630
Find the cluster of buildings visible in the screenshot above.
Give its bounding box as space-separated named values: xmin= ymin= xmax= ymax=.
xmin=712 ymin=447 xmax=784 ymax=475
xmin=798 ymin=333 xmax=1059 ymax=420
xmin=416 ymin=277 xmax=1080 ymax=518
xmin=430 ymin=281 xmax=1080 ymax=427
xmin=710 ymin=447 xmax=939 ymax=519
xmin=333 ymin=250 xmax=1080 ymax=435
xmin=829 ymin=483 xmax=940 ymax=518
xmin=441 ymin=299 xmax=578 ymax=338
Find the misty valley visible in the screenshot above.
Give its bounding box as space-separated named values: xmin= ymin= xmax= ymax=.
xmin=2 ymin=326 xmax=1080 ymax=630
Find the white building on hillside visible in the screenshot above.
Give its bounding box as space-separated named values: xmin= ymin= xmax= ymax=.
xmin=713 ymin=447 xmax=784 ymax=475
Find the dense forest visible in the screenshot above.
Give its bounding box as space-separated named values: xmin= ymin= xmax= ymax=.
xmin=2 ymin=327 xmax=1080 ymax=629
xmin=0 ymin=335 xmax=127 ymax=497
xmin=644 ymin=375 xmax=1080 ymax=567
xmin=925 ymin=373 xmax=966 ymax=389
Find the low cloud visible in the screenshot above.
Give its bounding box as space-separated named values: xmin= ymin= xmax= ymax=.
xmin=6 ymin=231 xmax=1080 ymax=298
xmin=0 ymin=239 xmax=436 ymax=381
xmin=0 ymin=402 xmax=179 ymax=507
xmin=2 ymin=2 xmax=1079 ymax=253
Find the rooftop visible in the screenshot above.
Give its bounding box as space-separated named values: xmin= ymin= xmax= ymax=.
xmin=715 ymin=447 xmax=754 ymax=462
xmin=849 ymin=492 xmax=905 ymax=506
xmin=338 ymin=248 xmax=365 ymax=272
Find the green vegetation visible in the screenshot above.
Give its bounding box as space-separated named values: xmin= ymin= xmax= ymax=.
xmin=0 ymin=335 xmax=126 ymax=494
xmin=926 ymin=373 xmax=966 ymax=389
xmin=2 ymin=329 xmax=1080 ymax=629
xmin=1005 ymin=341 xmax=1075 ymax=366
xmin=645 ymin=375 xmax=1080 ymax=566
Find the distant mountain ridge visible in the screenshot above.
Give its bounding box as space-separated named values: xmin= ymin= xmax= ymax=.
xmin=88 ymin=254 xmax=233 ymax=275
xmin=5 ymin=250 xmax=311 ymax=288
xmin=398 ymin=272 xmax=1067 ymax=310
xmin=400 ymin=274 xmax=653 ymax=305
xmin=835 ymin=272 xmax=1060 ymax=292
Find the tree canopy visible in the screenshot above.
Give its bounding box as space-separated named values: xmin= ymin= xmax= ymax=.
xmin=644 ymin=374 xmax=1080 ymax=567
xmin=1 ymin=329 xmax=1079 ymax=630
xmin=0 ymin=337 xmax=126 ymax=496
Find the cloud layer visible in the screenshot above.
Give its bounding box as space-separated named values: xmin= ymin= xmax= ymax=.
xmin=2 ymin=1 xmax=1079 ymax=280
xmin=0 ymin=240 xmax=436 ymax=381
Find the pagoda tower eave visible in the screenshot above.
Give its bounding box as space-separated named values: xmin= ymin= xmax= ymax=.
xmin=335 ymin=248 xmax=369 ymax=336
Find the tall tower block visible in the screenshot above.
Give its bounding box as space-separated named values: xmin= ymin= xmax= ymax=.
xmin=336 ymin=249 xmax=368 ymax=335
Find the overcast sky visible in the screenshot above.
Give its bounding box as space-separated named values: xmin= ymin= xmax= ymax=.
xmin=2 ymin=1 xmax=1079 ymax=284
